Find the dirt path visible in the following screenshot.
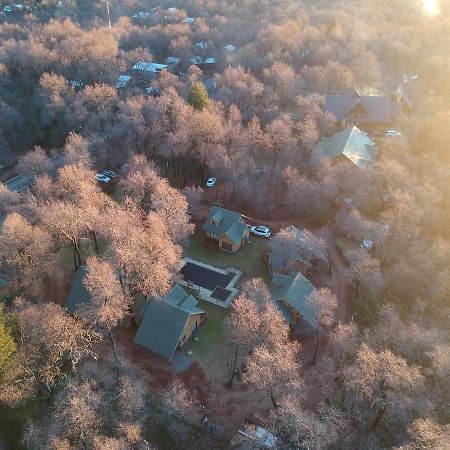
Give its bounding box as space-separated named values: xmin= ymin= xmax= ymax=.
xmin=313 ymin=225 xmax=352 ymax=322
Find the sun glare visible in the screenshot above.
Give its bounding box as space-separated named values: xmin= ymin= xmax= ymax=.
xmin=424 ymin=0 xmax=440 ymax=16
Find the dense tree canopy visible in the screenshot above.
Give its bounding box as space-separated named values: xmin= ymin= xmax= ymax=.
xmin=0 ymin=0 xmax=449 ymax=448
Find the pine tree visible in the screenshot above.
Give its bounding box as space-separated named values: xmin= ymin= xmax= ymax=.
xmin=187 ymin=82 xmax=209 ymax=110
xmin=0 ymin=305 xmax=15 ymax=378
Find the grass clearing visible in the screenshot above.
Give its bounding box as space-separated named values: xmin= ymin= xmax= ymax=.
xmin=184 ymin=300 xmax=227 ymax=363
xmin=58 ymin=238 xmax=108 ymax=271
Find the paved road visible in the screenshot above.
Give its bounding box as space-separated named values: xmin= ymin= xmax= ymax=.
xmin=4 ymin=153 xmax=66 ymax=192
xmin=4 ymin=122 xmax=129 ymax=192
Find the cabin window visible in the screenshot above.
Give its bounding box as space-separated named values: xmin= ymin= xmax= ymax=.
xmin=222 ymin=242 xmax=233 ymax=251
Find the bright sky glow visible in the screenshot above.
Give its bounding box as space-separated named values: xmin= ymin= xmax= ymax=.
xmin=424 ymin=0 xmax=440 ymax=16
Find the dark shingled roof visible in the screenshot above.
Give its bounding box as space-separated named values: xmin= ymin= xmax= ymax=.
xmin=270 ymin=272 xmax=317 ymax=328
xmin=203 ymin=206 xmax=248 ymax=246
xmin=133 ymin=300 xmax=190 ymax=361
xmin=325 ymin=87 xmax=402 ymax=123
xmin=133 ymin=284 xmax=206 ymax=361
xmin=65 ymin=266 xmax=91 ymax=314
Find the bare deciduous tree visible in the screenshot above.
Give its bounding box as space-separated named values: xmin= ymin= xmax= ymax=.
xmin=306 ymin=288 xmax=338 ymax=364
xmin=0 ymin=213 xmax=54 ymax=298
xmin=270 ymin=227 xmax=299 ymax=273
xmin=81 ymin=257 xmax=130 ymax=361
xmin=17 ymin=146 xmax=52 ymax=177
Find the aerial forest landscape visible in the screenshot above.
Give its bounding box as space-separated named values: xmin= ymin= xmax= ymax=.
xmin=0 ymin=0 xmax=449 ymax=449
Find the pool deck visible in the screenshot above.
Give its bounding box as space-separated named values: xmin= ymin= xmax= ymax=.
xmin=179 ymin=258 xmax=242 ymax=308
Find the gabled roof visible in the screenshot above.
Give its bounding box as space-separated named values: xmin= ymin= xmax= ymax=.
xmin=287 ymin=226 xmax=328 ymax=264
xmin=325 ymin=87 xmax=402 ymax=123
xmin=191 ymin=56 xmax=203 ymax=65
xmin=115 ymin=74 xmax=131 ymax=89
xmin=134 ymin=301 xmax=190 ymax=360
xmin=269 ymin=226 xmax=328 ymax=272
xmin=133 ymin=284 xmax=205 ymax=361
xmin=396 ymin=80 xmax=417 ymax=110
xmin=270 ymin=272 xmax=317 ymax=328
xmin=203 ymin=206 xmax=247 ymax=245
xmin=342 ymin=86 xmax=361 ymax=98
xmin=132 ymin=11 xmax=152 ymax=19
xmin=163 ymin=284 xmax=205 ymax=315
xmin=65 ymin=266 xmax=91 ymax=314
xmin=166 ymin=56 xmax=181 ymax=65
xmin=315 ymin=125 xmax=379 ymax=168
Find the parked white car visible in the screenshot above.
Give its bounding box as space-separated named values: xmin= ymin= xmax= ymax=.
xmin=206 ymin=177 xmax=217 ymax=187
xmin=95 ymin=173 xmax=111 ymax=183
xmin=250 ymin=226 xmax=271 ymax=238
xmin=386 ymin=130 xmax=402 ymax=137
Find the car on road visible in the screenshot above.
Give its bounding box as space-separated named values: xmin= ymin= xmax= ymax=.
xmin=95 ymin=173 xmax=111 ymax=183
xmin=102 ymin=170 xmax=118 ymax=178
xmin=385 ymin=130 xmax=402 ymax=137
xmin=249 ymin=226 xmax=271 ymax=238
xmin=206 ymin=177 xmax=217 ymax=187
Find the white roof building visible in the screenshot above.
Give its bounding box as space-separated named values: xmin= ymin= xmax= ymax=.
xmin=190 ymin=56 xmax=203 ymax=65
xmin=115 ymin=75 xmax=131 ymax=89
xmin=166 ymin=56 xmax=181 ymax=65
xmin=132 ymin=62 xmax=168 ymax=73
xmin=132 ymin=11 xmax=151 ymax=19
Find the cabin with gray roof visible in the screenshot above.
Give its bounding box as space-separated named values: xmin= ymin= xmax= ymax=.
xmin=133 ymin=284 xmax=207 ymax=361
xmin=203 ymin=206 xmax=249 ymax=252
xmin=325 ymin=86 xmax=402 ymax=124
xmin=64 ymin=266 xmax=91 ymax=314
xmin=270 ymin=272 xmax=317 ymax=331
xmin=313 ymin=125 xmax=379 ymax=168
xmin=270 ymin=225 xmax=329 ymax=275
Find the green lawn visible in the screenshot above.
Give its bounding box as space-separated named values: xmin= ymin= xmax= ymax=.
xmin=58 ymin=238 xmax=108 ymax=271
xmin=184 ymin=228 xmax=271 ymax=286
xmin=184 ymin=300 xmax=227 ymax=361
xmin=182 ymin=229 xmax=271 ymax=369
